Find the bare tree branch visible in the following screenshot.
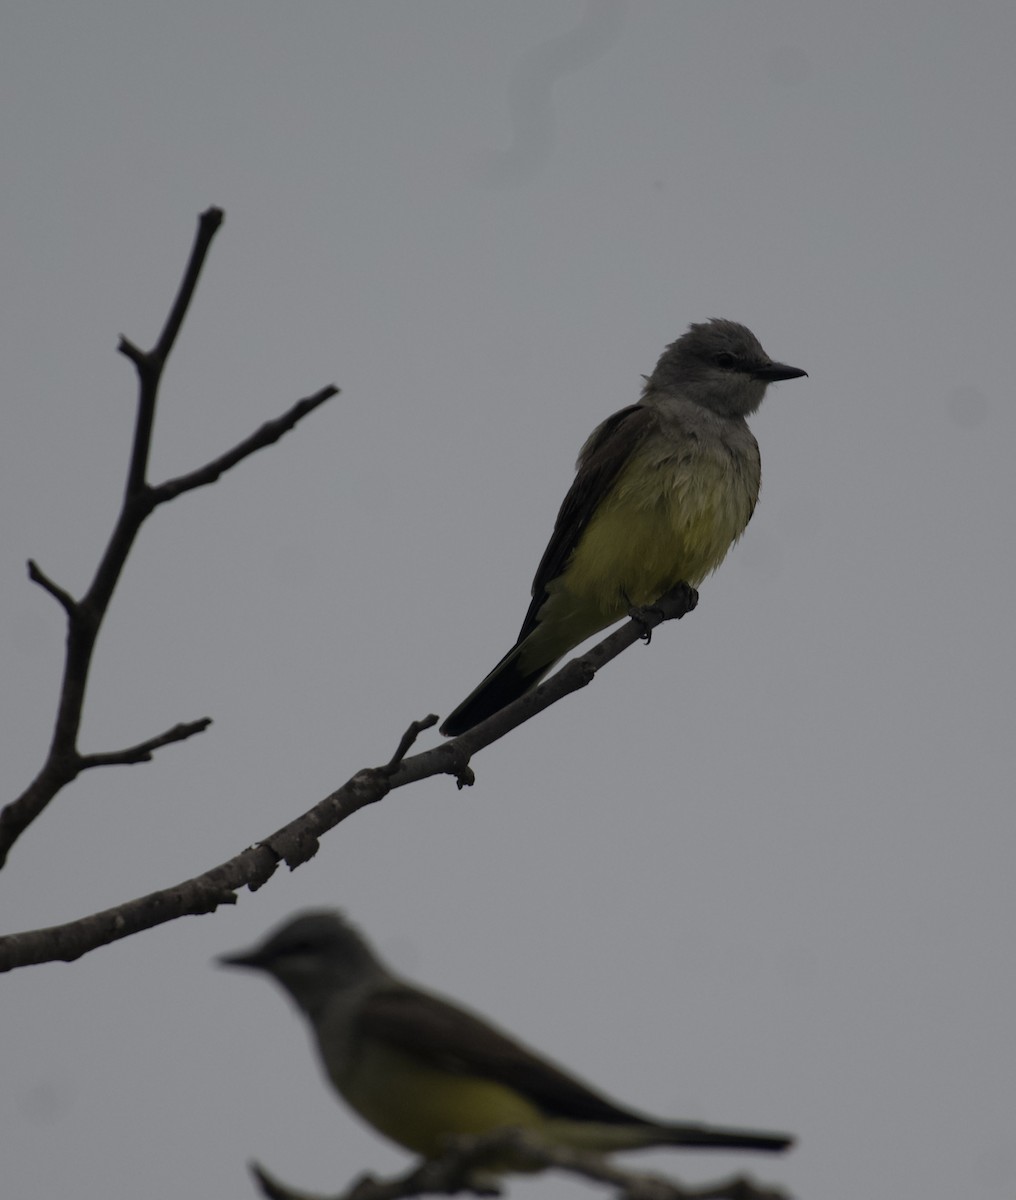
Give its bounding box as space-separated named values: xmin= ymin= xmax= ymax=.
xmin=249 ymin=1129 xmax=789 ymax=1200
xmin=0 ymin=208 xmax=337 ymax=867
xmin=0 ymin=589 xmax=697 ymax=972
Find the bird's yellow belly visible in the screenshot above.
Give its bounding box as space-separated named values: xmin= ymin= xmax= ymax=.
xmin=337 ymin=1040 xmax=542 ymax=1159
xmin=335 ymin=1041 xmax=662 ymax=1166
xmin=527 ymin=448 xmax=755 ymax=665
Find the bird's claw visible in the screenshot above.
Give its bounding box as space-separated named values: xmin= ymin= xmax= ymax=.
xmin=628 ymin=602 xmax=664 ymax=643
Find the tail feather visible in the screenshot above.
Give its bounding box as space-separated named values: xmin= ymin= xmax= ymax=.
xmin=659 ymin=1123 xmax=793 ymax=1153
xmin=440 ymin=642 xmax=554 ymax=736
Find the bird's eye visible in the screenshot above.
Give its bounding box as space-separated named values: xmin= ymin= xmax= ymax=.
xmin=714 ymin=351 xmax=737 ymax=369
xmin=281 ymin=940 xmax=316 ymax=957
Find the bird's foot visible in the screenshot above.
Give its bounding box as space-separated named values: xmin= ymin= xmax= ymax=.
xmin=626 ymin=600 xmax=663 ymax=643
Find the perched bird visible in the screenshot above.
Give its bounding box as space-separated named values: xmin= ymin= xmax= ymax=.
xmin=220 ymin=911 xmax=793 ymax=1169
xmin=440 ymin=319 xmax=807 ymax=736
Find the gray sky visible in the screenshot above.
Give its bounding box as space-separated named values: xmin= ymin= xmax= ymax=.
xmin=3 ymin=3 xmax=1014 ymax=1198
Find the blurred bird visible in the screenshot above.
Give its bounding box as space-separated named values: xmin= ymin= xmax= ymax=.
xmin=220 ymin=910 xmax=793 ymax=1169
xmin=440 ymin=319 xmax=806 ymax=736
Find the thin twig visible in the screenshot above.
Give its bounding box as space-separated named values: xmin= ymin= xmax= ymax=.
xmin=76 ymin=719 xmax=213 ymax=768
xmin=151 ymin=387 xmax=338 ymax=503
xmin=381 ymin=715 xmax=440 ymax=775
xmin=26 ymin=559 xmax=77 ymax=618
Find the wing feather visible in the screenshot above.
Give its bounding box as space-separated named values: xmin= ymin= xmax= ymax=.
xmin=360 ymin=986 xmax=641 ymax=1126
xmin=519 ymin=405 xmax=657 ymax=641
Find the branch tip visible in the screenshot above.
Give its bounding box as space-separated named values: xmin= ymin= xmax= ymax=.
xmin=382 ymin=714 xmax=439 ymax=774
xmin=117 ymin=335 xmax=146 ymax=366
xmin=26 ymin=559 xmax=77 ymax=616
xmin=200 ymin=206 xmax=225 ymax=231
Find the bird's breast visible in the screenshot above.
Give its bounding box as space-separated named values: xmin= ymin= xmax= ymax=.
xmin=563 ymin=437 xmax=759 ymax=613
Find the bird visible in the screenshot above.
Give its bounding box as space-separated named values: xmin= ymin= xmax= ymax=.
xmin=219 ymin=910 xmax=793 ymax=1170
xmin=439 ymin=319 xmax=807 ymax=736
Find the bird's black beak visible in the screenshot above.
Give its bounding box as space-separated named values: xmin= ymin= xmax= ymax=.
xmin=216 ymin=948 xmax=264 ymax=971
xmin=752 ymin=361 xmax=808 ymax=382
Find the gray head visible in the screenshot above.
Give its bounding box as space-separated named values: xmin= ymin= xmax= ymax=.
xmin=646 ymin=318 xmax=807 ymax=418
xmin=219 ymin=910 xmax=390 ymax=1019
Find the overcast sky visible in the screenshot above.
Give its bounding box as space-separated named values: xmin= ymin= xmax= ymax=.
xmin=3 ymin=4 xmax=1015 ymax=1199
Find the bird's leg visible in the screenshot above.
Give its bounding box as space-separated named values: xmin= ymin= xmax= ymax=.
xmin=623 ymin=591 xmax=658 ymax=643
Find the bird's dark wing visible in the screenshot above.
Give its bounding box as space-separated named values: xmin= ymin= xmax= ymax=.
xmin=518 ymin=404 xmax=658 ymax=642
xmin=360 ymin=985 xmax=641 ymax=1126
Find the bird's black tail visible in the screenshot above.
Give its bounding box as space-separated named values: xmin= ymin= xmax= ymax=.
xmin=659 ymin=1123 xmax=794 ymax=1153
xmin=439 ymin=641 xmax=554 ymax=737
